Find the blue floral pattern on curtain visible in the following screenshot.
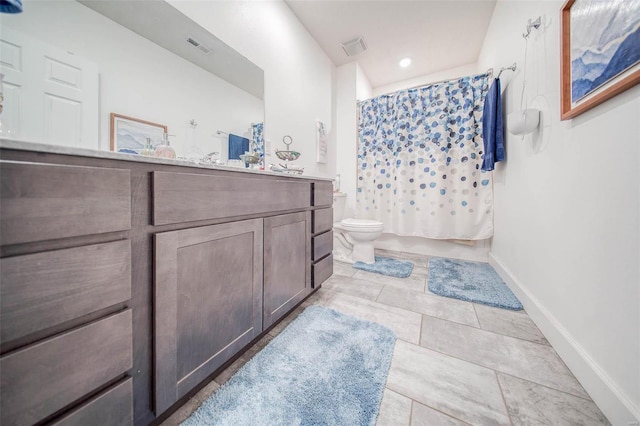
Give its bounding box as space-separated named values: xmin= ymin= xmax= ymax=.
xmin=356 ymin=74 xmax=493 ymax=239
xmin=251 ymin=122 xmax=264 ymax=159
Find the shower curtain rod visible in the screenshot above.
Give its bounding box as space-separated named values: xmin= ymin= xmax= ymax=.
xmin=371 ymin=68 xmax=494 ymax=98
xmin=357 ymin=62 xmax=518 ymax=100
xmin=496 ymin=62 xmax=517 ymax=78
xmin=374 ymin=64 xmax=517 ymax=97
xmin=402 ymin=68 xmax=492 ymax=91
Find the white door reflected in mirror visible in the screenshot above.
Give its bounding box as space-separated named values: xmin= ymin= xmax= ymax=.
xmin=0 ymin=0 xmax=265 ymax=157
xmin=0 ymin=28 xmax=99 ymax=148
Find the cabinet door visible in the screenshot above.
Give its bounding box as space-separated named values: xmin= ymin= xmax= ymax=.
xmin=263 ymin=212 xmax=311 ymax=329
xmin=154 ymin=219 xmax=263 ymax=415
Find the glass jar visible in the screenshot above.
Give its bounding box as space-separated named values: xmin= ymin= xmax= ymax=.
xmin=140 ymin=137 xmax=156 ymax=157
xmin=155 ymin=133 xmax=176 ymax=159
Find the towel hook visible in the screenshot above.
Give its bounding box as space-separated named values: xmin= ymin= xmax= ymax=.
xmin=523 ymin=17 xmax=541 ymax=39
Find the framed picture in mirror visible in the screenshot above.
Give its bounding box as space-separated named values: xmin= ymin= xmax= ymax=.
xmin=110 ymin=113 xmax=168 ymax=153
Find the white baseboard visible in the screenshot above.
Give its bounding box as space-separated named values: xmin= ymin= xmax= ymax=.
xmin=489 ymin=253 xmax=639 ymax=425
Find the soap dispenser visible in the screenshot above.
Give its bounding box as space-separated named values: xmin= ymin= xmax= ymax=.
xmin=140 ymin=137 xmax=156 ymax=157
xmin=155 ymin=133 xmax=176 ymax=159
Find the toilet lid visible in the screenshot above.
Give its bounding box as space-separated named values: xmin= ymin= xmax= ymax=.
xmin=341 ymin=218 xmax=384 ymax=229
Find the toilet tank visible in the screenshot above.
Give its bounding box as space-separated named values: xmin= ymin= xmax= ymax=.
xmin=333 ymin=192 xmax=346 ymax=222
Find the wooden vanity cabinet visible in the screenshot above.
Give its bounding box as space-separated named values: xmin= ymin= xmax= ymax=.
xmin=311 ymin=182 xmax=334 ymax=288
xmin=154 ymin=219 xmax=264 ymax=414
xmin=0 ymin=146 xmax=333 ymax=425
xmin=263 ymin=211 xmax=311 ymax=329
xmin=0 ymin=160 xmax=134 ymax=426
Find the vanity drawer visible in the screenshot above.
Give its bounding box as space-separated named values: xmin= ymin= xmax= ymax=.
xmin=312 ymin=208 xmax=333 ymax=234
xmin=0 ymin=161 xmax=131 ymax=245
xmin=1 ymin=240 xmax=132 ymax=344
xmin=312 ymin=254 xmax=333 ymax=288
xmin=313 ymin=181 xmax=333 ymax=206
xmin=153 ymin=172 xmax=311 ymax=225
xmin=0 ymin=310 xmax=133 ymax=426
xmin=312 ymin=230 xmax=333 ymax=261
xmin=51 ymin=378 xmax=133 ymax=426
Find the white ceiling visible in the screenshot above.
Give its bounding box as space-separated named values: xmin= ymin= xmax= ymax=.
xmin=286 ymin=0 xmax=497 ymax=88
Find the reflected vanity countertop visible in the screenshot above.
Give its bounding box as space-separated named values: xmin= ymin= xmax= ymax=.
xmin=0 ymin=139 xmax=332 ymax=182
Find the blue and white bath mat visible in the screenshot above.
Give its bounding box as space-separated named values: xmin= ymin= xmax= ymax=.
xmin=428 ymin=257 xmax=523 ymax=310
xmin=353 ymin=256 xmax=414 ymax=278
xmin=182 ymin=305 xmax=396 ymax=425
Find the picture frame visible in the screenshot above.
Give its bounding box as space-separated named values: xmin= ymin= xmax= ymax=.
xmin=316 ymin=120 xmax=327 ymax=163
xmin=110 ymin=113 xmax=168 ymax=153
xmin=560 ymin=0 xmax=640 ymax=120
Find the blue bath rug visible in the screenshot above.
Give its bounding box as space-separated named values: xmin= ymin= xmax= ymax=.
xmin=353 ymin=256 xmax=414 ymax=278
xmin=181 ymin=305 xmax=396 ymax=426
xmin=428 ymin=257 xmax=523 ymax=310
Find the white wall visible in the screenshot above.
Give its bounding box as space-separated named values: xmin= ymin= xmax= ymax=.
xmin=355 ymin=63 xmax=373 ymax=102
xmin=169 ymin=0 xmax=336 ymax=178
xmin=336 ymin=63 xmax=358 ymax=218
xmin=335 ymin=62 xmax=373 ymax=220
xmin=373 ymin=62 xmax=478 ymax=97
xmin=1 ymin=0 xmax=263 ymax=158
xmin=478 ymin=1 xmax=639 ymax=424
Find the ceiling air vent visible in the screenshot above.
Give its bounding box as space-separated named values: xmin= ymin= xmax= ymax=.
xmin=341 ymin=37 xmax=367 ymax=57
xmin=186 ymin=37 xmax=212 ymax=54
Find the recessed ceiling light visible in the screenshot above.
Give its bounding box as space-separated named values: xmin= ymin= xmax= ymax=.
xmin=399 ymin=57 xmax=412 ymax=68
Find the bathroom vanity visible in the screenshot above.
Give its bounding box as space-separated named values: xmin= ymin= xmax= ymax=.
xmin=0 ymin=141 xmax=334 ymax=425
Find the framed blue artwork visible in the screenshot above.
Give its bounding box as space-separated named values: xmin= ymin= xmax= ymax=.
xmin=561 ymin=0 xmax=640 ymax=119
xmin=110 ymin=113 xmax=167 ymax=153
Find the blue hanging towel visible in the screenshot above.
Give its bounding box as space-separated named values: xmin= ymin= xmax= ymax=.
xmin=481 ymin=78 xmax=505 ymax=171
xmin=228 ymin=134 xmax=249 ymax=160
xmin=0 ymin=0 xmax=22 ymax=13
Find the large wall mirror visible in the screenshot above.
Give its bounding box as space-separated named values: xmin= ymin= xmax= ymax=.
xmin=0 ymin=0 xmax=265 ymax=163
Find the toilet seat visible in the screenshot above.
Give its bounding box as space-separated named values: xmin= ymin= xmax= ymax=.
xmin=341 ymin=218 xmax=384 ymax=231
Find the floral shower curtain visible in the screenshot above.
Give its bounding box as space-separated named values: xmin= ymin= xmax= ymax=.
xmin=356 ymin=73 xmax=493 ymax=240
xmin=251 ymin=122 xmax=264 ymax=159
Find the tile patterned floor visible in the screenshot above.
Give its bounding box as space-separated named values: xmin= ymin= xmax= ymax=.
xmin=162 ymin=250 xmax=610 ymax=425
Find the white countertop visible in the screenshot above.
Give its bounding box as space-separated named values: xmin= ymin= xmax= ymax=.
xmin=0 ymin=139 xmax=333 ymax=182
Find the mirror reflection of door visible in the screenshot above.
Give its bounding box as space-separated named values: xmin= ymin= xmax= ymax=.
xmin=0 ymin=28 xmax=99 ymax=148
xmin=1 ymin=0 xmax=265 ymax=158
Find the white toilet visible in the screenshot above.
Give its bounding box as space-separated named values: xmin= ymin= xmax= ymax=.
xmin=332 ymin=192 xmax=384 ymax=264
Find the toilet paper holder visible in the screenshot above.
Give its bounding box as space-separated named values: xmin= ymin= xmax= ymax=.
xmin=507 ymin=109 xmax=540 ymax=135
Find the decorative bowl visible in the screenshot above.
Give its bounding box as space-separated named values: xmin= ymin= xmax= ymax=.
xmin=275 ymin=150 xmax=300 ymax=161
xmin=239 ymin=153 xmax=260 ymax=164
